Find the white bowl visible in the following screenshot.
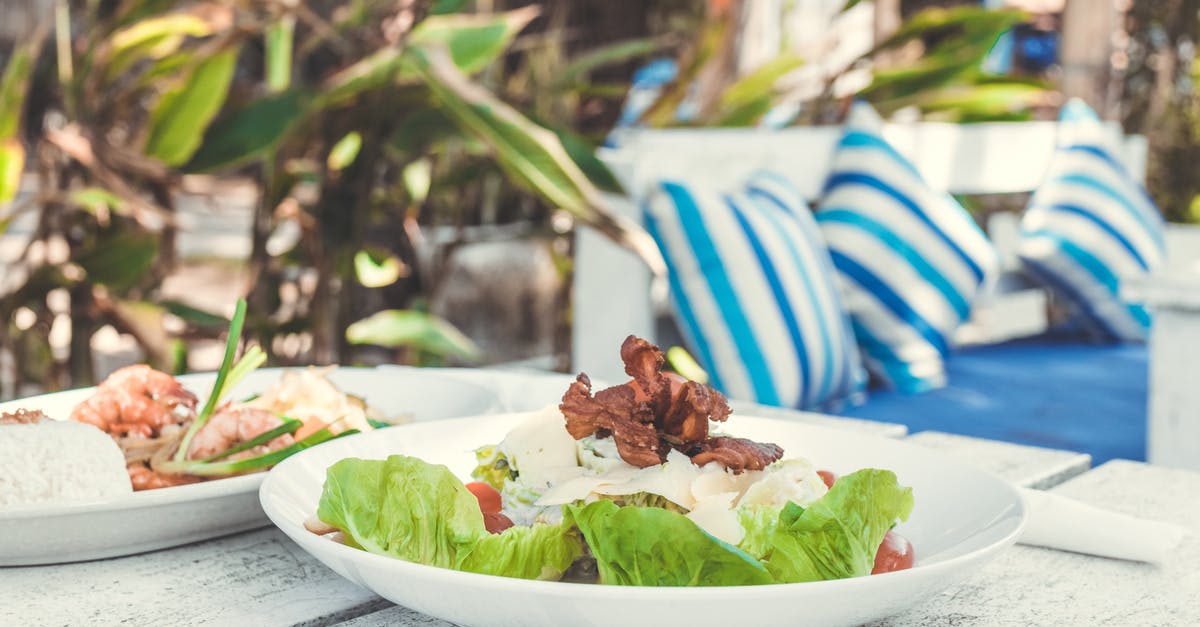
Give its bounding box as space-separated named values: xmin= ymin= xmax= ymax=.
xmin=0 ymin=367 xmax=501 ymax=565
xmin=260 ymin=412 xmax=1026 ymax=627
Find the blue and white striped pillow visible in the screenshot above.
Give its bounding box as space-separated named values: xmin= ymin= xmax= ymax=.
xmin=1016 ymin=99 xmax=1165 ymax=342
xmin=643 ymin=170 xmax=867 ymax=410
xmin=815 ymin=102 xmax=999 ymax=393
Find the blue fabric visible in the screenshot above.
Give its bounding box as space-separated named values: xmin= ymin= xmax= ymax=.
xmin=838 ymin=337 xmax=1148 ymax=464
xmin=816 ymin=102 xmax=1000 ymax=393
xmin=644 ymin=170 xmax=867 ymax=410
xmin=1016 ymin=99 xmax=1166 ymax=342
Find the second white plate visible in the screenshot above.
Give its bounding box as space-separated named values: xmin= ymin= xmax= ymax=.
xmin=0 ymin=367 xmax=501 ymax=566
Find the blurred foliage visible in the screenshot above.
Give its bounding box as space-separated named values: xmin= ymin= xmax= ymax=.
xmin=860 ymin=6 xmax=1046 ymax=121
xmin=0 ymin=0 xmax=683 ymax=397
xmin=641 ymin=3 xmax=1048 ymax=128
xmin=1120 ymin=0 xmax=1200 ymax=223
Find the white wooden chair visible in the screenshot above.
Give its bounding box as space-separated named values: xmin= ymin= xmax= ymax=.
xmin=571 ymin=121 xmax=1151 ymax=383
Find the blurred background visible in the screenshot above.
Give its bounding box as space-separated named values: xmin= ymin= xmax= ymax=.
xmin=0 ymin=0 xmax=1194 ymax=399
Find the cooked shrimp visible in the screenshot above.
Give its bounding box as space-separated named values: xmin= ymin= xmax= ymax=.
xmin=71 ymin=365 xmax=198 ymax=438
xmin=186 ymin=405 xmax=295 ymax=461
xmin=126 ymin=463 xmax=203 ymax=490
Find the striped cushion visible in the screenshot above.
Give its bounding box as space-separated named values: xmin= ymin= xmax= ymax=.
xmin=643 ymin=170 xmax=867 ymax=410
xmin=1016 ymin=99 xmax=1165 ymax=342
xmin=815 ymin=102 xmax=1000 ymax=393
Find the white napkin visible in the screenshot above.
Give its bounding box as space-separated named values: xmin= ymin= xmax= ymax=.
xmin=1018 ymin=488 xmax=1189 ymax=564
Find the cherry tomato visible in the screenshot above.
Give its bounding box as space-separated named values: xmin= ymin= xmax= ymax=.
xmin=483 ymin=512 xmax=515 ymax=534
xmin=872 ymin=530 xmax=915 ymax=574
xmin=465 ymin=481 xmax=503 ymax=515
xmin=817 ymin=470 xmax=838 ymax=489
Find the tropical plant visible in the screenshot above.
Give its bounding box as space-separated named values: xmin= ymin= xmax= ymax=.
xmin=0 ymin=0 xmax=667 ymax=397
xmin=1121 ymin=0 xmax=1200 ymax=223
xmin=638 ymin=3 xmax=1049 ymax=128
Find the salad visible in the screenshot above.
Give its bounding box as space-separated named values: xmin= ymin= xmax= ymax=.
xmin=310 ymin=336 xmax=915 ymax=586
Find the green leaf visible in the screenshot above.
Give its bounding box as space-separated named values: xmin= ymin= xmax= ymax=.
xmin=712 ymin=98 xmax=775 ymax=127
xmin=137 ymin=50 xmax=195 ymax=86
xmin=0 ymin=30 xmax=40 ymax=206
xmin=319 ymin=7 xmax=537 ymax=107
xmin=70 ymin=187 xmax=126 ymax=216
xmin=564 ymin=501 xmax=774 ymax=586
xmin=145 ymin=47 xmax=239 ymax=166
xmin=402 ymin=158 xmax=432 ymax=203
xmin=907 ymin=83 xmax=1047 ymax=119
xmin=458 ymin=521 xmax=586 ymax=581
xmin=430 ymin=0 xmax=469 ymax=15
xmin=740 ymin=469 xmax=913 ymax=583
xmin=405 ymin=45 xmax=665 ymax=275
xmin=0 ymin=140 xmax=24 ymax=207
xmin=410 ymin=6 xmax=540 ymax=75
xmin=716 ymin=53 xmax=804 ymax=116
xmin=162 ymin=300 xmax=230 ymax=329
xmin=641 ymin=15 xmax=729 ymax=128
xmin=111 ymin=0 xmax=188 ymax=30
xmin=0 ymin=30 xmax=41 ymax=141
xmin=345 ymin=309 xmax=480 ymax=361
xmin=862 ymin=7 xmax=1024 ymax=102
xmin=390 ymin=107 xmax=463 ymax=153
xmin=353 ymin=249 xmax=406 ymax=288
xmin=327 ymin=131 xmax=363 ymax=171
xmin=320 ymin=48 xmax=410 ymax=107
xmin=185 ymin=89 xmax=310 ymax=172
xmin=555 ymin=37 xmax=667 ymax=89
xmin=74 ymin=230 xmax=158 ymax=291
xmin=318 ymin=455 xmax=583 ymax=580
xmin=547 ymin=124 xmax=622 ymax=193
xmin=104 ymin=14 xmax=212 ymax=81
xmin=265 ymin=17 xmax=294 ymax=93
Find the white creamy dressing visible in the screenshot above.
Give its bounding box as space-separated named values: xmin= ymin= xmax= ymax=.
xmin=492 ymin=407 xmax=829 ymax=544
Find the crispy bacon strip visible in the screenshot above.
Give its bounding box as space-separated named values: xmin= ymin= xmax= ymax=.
xmin=622 ymin=336 xmax=670 ymax=415
xmin=561 ymin=374 xmax=663 ymax=467
xmin=559 ymin=335 xmax=782 ymax=473
xmin=689 ymin=437 xmax=784 ymax=473
xmin=660 ymin=380 xmax=730 ymax=444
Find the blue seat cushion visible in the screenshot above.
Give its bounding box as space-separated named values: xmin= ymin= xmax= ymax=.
xmin=838 ymin=335 xmax=1147 ymax=464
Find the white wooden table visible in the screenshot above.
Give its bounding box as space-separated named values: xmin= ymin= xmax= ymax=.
xmin=874 ymin=460 xmax=1200 ymax=626
xmin=4 ymin=379 xmax=1193 ymax=627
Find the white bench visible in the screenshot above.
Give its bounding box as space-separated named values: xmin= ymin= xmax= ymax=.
xmin=573 ymin=121 xmax=1149 ymax=384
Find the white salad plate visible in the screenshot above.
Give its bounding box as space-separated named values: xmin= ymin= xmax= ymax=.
xmin=0 ymin=367 xmax=500 ymax=566
xmin=260 ymin=411 xmax=1028 ymax=627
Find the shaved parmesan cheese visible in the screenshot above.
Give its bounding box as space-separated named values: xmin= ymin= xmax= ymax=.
xmin=738 ymin=459 xmax=828 ymax=510
xmin=499 ymin=406 xmax=580 ymax=489
xmin=687 ymin=492 xmax=743 ymax=545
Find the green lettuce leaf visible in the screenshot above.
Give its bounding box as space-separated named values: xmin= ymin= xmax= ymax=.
xmin=318 ymin=455 xmax=582 ymax=579
xmin=564 ymin=500 xmax=773 ymax=586
xmin=459 ymin=523 xmax=583 ymax=580
xmin=740 ymin=469 xmax=914 ymax=583
xmin=318 ymin=456 xmax=483 ymax=568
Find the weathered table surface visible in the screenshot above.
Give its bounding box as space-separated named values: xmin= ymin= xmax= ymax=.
xmin=6 ymin=411 xmax=1193 ymax=627
xmin=873 ymin=460 xmax=1200 ymax=627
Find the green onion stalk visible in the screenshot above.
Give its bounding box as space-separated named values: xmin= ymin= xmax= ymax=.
xmin=152 ymin=299 xmax=355 ymax=477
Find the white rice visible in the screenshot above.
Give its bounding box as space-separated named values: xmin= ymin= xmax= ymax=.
xmin=0 ymin=420 xmax=132 ymax=507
